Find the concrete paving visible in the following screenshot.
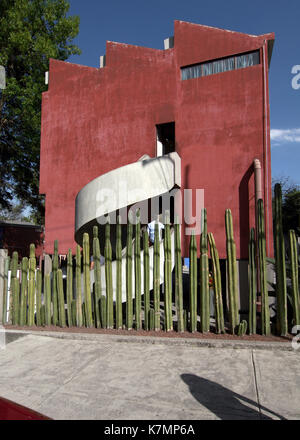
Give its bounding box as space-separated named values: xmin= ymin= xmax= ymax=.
xmin=0 ymin=330 xmax=299 ymax=420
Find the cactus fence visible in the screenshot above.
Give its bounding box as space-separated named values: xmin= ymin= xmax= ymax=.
xmin=1 ymin=190 xmax=299 ymax=336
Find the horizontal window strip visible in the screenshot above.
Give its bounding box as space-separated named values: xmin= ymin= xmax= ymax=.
xmin=181 ymin=50 xmax=260 ymax=81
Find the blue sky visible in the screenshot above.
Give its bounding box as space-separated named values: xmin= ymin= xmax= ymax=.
xmin=67 ymin=0 xmax=300 ymax=185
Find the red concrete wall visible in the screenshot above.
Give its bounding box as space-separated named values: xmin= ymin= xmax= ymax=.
xmin=40 ymin=21 xmax=274 ymax=259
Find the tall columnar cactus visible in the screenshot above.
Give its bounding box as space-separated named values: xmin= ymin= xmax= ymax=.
xmin=164 ymin=213 xmax=173 ymax=332
xmin=76 ymin=244 xmax=83 ymax=327
xmin=126 ymin=218 xmax=133 ymax=330
xmin=44 ymin=274 xmax=52 ymax=326
xmin=10 ymin=251 xmax=18 ymax=324
xmin=27 ymin=245 xmax=36 ymax=326
xmin=258 ymin=199 xmax=271 ymax=336
xmin=225 ymin=209 xmax=239 ymax=334
xmin=83 ymin=233 xmax=93 ymax=327
xmin=12 ymin=277 xmax=20 ymax=326
xmin=100 ymin=295 xmax=107 ymax=329
xmin=189 ymin=232 xmax=197 ymax=332
xmin=36 ymin=269 xmax=42 ymax=326
xmin=237 ymin=320 xmax=248 ymax=337
xmin=57 ymin=269 xmax=66 ymax=327
xmin=19 ymin=257 xmax=28 ymax=326
xmin=71 ymin=300 xmax=77 ymax=327
xmin=2 ymin=256 xmax=10 ymax=324
xmin=93 ymin=226 xmax=102 ymax=329
xmin=208 ymin=233 xmax=225 ymax=334
xmin=134 ymin=210 xmax=142 ymax=330
xmin=67 ymin=249 xmax=73 ymax=327
xmin=289 ymin=229 xmax=300 ymax=326
xmin=105 ymin=219 xmax=113 ymax=329
xmin=200 ymin=209 xmax=209 ymax=333
xmin=153 ymin=223 xmax=160 ymax=331
xmin=175 ymin=221 xmax=184 ymax=333
xmin=248 ymin=228 xmax=257 ymax=335
xmin=52 ymin=240 xmax=59 ymax=326
xmin=116 ymin=217 xmax=123 ymax=329
xmin=274 ymin=184 xmax=288 ymax=336
xmin=143 ymin=229 xmax=150 ymax=331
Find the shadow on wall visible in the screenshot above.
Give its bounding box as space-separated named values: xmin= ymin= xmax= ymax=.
xmin=181 ymin=374 xmax=286 ymax=420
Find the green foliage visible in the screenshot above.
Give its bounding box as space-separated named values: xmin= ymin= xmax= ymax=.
xmin=0 ymin=0 xmax=80 ymax=217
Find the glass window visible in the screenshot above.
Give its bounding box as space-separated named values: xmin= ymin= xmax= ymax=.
xmin=181 ymin=50 xmax=260 ymax=80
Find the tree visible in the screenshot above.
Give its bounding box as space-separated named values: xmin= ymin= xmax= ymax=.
xmin=272 ymin=176 xmax=300 ymax=236
xmin=0 ymin=0 xmax=81 ymax=223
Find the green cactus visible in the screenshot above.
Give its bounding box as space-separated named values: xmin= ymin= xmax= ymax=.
xmin=189 ymin=232 xmax=197 ymax=332
xmin=143 ymin=229 xmax=150 ymax=331
xmin=93 ymin=226 xmax=102 ymax=329
xmin=200 ymin=209 xmax=209 ymax=332
xmin=75 ymin=244 xmax=83 ymax=327
xmin=2 ymin=256 xmax=10 ymax=324
xmin=126 ymin=218 xmax=133 ymax=330
xmin=225 ymin=209 xmax=239 ymax=334
xmin=36 ymin=269 xmax=42 ymax=326
xmin=274 ymin=184 xmax=288 ymax=336
xmin=289 ymin=230 xmax=300 ymax=326
xmin=44 ymin=274 xmax=52 ymax=326
xmin=57 ymin=269 xmax=66 ymax=327
xmin=208 ymin=233 xmax=225 ymax=334
xmin=164 ymin=213 xmax=173 ymax=332
xmin=92 ymin=228 xmax=100 ymax=321
xmin=71 ymin=300 xmax=77 ymax=326
xmin=153 ymin=223 xmax=160 ymax=331
xmin=100 ymin=295 xmax=107 ymax=328
xmin=248 ymin=228 xmax=257 ymax=335
xmin=105 ymin=219 xmax=114 ymax=329
xmin=10 ymin=252 xmax=18 ymax=325
xmin=19 ymin=258 xmax=28 ymax=326
xmin=134 ymin=210 xmax=142 ymax=330
xmin=41 ymin=305 xmax=46 ymax=327
xmin=237 ymin=320 xmax=248 ymax=336
xmin=52 ymin=240 xmax=59 ymax=326
xmin=83 ymin=233 xmax=93 ymax=327
xmin=116 ymin=217 xmax=123 ymax=329
xmin=149 ymin=308 xmax=154 ymax=331
xmin=183 ymin=309 xmax=188 ymax=332
xmin=27 ymin=246 xmax=36 ymax=326
xmin=12 ymin=277 xmax=20 ymax=326
xmin=67 ymin=249 xmax=73 ymax=327
xmin=82 ymin=302 xmax=86 ymax=327
xmin=258 ymin=199 xmax=271 ymax=336
xmin=175 ymin=221 xmax=184 ymax=333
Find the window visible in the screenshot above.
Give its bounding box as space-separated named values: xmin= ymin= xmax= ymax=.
xmin=181 ymin=50 xmax=260 ymax=81
xmin=156 ymin=122 xmax=175 ymax=157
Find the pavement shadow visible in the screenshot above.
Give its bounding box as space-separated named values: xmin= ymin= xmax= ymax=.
xmin=181 ymin=374 xmax=286 ymax=420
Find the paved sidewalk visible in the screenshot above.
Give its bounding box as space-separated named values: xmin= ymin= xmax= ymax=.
xmin=0 ymin=331 xmax=299 ymax=420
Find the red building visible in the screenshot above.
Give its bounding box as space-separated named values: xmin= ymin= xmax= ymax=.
xmin=40 ymin=20 xmax=274 ymax=260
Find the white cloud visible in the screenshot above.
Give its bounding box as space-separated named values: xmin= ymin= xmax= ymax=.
xmin=271 ymin=128 xmax=300 ymax=145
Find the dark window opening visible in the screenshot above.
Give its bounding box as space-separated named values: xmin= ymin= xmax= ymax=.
xmin=181 ymin=50 xmax=260 ymax=81
xmin=156 ymin=122 xmax=175 ymax=156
